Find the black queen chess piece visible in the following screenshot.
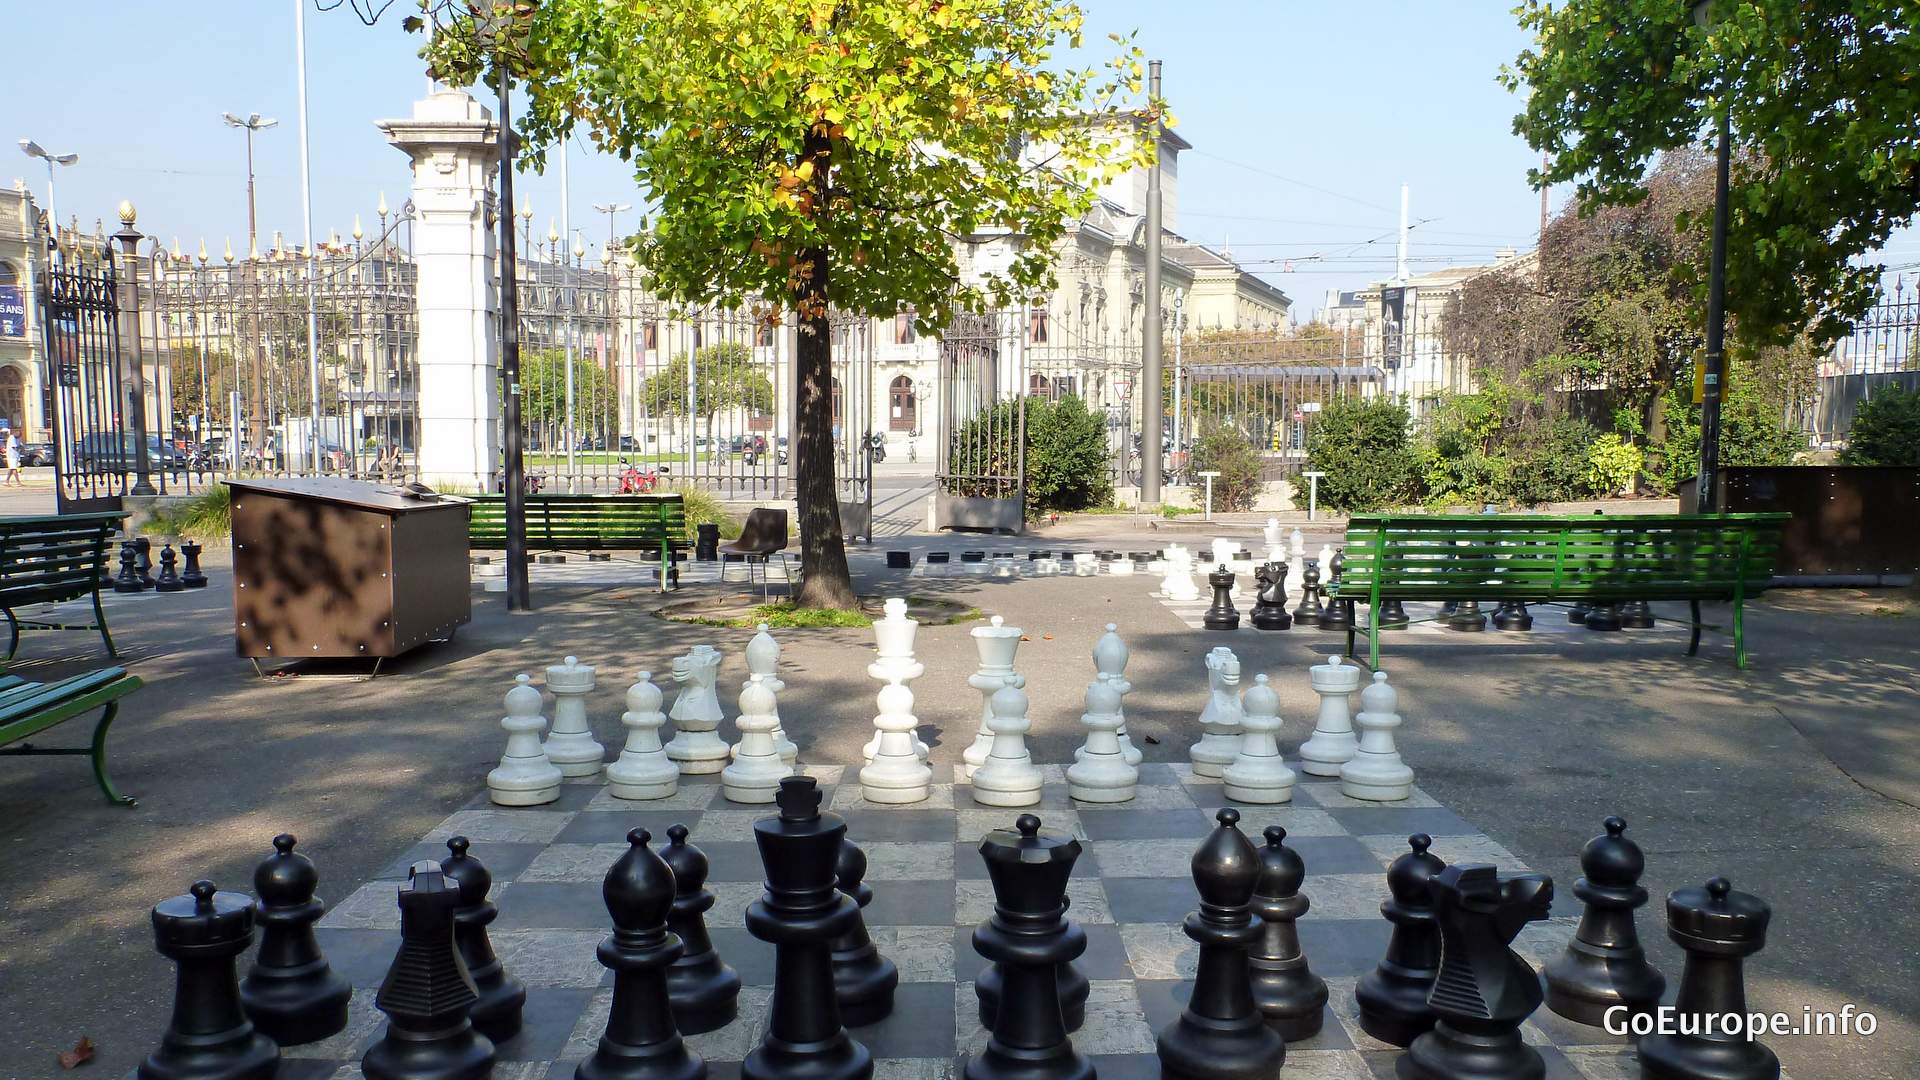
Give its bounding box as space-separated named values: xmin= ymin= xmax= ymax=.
xmin=115 ymin=541 xmax=148 ymax=594
xmin=1543 ymin=817 xmax=1665 ymax=1026
xmin=831 ymin=836 xmax=899 ymax=1027
xmin=441 ymin=836 xmax=528 ymax=1043
xmin=1251 ymin=562 xmax=1293 ymax=631
xmin=1293 ymin=559 xmax=1326 ymax=626
xmin=1248 ymin=826 xmax=1328 ymax=1040
xmin=362 ymin=862 xmax=495 ymax=1080
xmin=576 ymin=828 xmax=707 ymax=1080
xmin=1357 ymin=834 xmax=1448 ymax=1046
xmin=181 ymin=540 xmax=208 ymax=588
xmin=155 ymin=543 xmax=185 ymax=592
xmin=660 ymin=824 xmax=741 ymax=1035
xmin=1203 ymin=565 xmax=1241 ymax=630
xmin=1638 ymin=877 xmax=1781 ymax=1080
xmin=139 ymin=880 xmax=279 ymax=1080
xmin=1491 ymin=600 xmax=1534 ymax=632
xmin=1399 ymin=864 xmax=1555 ymax=1080
xmin=239 ymin=834 xmax=352 ymax=1047
xmin=1316 ymin=551 xmax=1355 ymax=632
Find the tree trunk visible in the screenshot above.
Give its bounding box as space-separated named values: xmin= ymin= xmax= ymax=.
xmin=792 ymin=240 xmax=859 ymax=610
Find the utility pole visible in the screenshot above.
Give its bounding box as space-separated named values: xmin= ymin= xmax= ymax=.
xmin=292 ymin=0 xmax=321 ymax=476
xmin=222 ymin=113 xmax=278 ymax=257
xmin=499 ymin=65 xmax=530 ymax=610
xmin=561 ymin=141 xmax=577 ymax=491
xmin=1139 ymin=59 xmax=1165 ymax=506
xmin=1396 ymin=182 xmax=1410 ymax=283
xmin=1697 ymin=107 xmax=1731 ymax=514
xmin=593 ymin=202 xmax=631 ymax=257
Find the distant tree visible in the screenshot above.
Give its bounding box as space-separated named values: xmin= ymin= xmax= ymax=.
xmin=636 ymin=342 xmax=776 ymax=438
xmin=1840 ymin=384 xmax=1920 ymax=466
xmin=518 ymin=348 xmax=619 ymax=441
xmin=1301 ymin=395 xmax=1420 ymax=512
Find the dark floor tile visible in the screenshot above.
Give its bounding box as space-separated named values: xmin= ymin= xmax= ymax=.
xmin=864 ymin=879 xmax=955 ymax=927
xmin=378 ymin=840 xmax=546 ymax=882
xmin=1134 ymin=978 xmax=1189 ymax=1033
xmin=694 ymin=841 xmax=767 ymax=882
xmin=840 ymin=810 xmax=956 ymax=842
xmin=848 ymin=983 xmax=956 ymax=1058
xmin=1103 ymin=877 xmax=1203 ymax=924
xmin=1077 ymin=808 xmax=1213 ymax=841
xmin=494 ymin=882 xmax=611 ymax=929
xmin=1528 ymin=1000 xmax=1632 ymax=1048
xmin=1084 ymin=1053 xmax=1164 ymax=1080
xmin=494 ymin=987 xmax=596 ymax=1061
xmin=313 ymin=926 xmax=398 ymax=987
xmin=1286 ymin=1004 xmax=1353 ymax=1050
xmin=1297 ymin=919 xmax=1394 ymax=978
xmin=1287 ymin=835 xmax=1389 ymax=875
xmin=1324 ymin=806 xmax=1477 ymax=837
xmin=555 ymin=809 xmax=704 ymax=844
xmin=705 ymin=927 xmax=776 ymax=985
xmin=1135 ymin=763 xmax=1180 ymax=786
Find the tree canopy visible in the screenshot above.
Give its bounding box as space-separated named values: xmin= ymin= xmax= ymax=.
xmin=636 ymin=342 xmax=777 ymax=430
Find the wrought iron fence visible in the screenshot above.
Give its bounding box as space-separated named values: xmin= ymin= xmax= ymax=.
xmin=1171 ymin=327 xmax=1384 ymax=484
xmin=1810 ymin=286 xmax=1920 ymax=446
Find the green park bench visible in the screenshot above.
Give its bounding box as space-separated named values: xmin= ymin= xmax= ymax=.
xmin=1332 ymin=513 xmax=1790 ymax=671
xmin=466 ymin=493 xmax=688 ymax=592
xmin=0 ymin=512 xmax=126 ymax=661
xmin=0 ymin=666 xmax=145 ymax=805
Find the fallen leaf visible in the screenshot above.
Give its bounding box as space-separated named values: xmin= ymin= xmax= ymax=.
xmin=1042 ymin=634 xmax=1054 ymax=640
xmin=57 ymin=1037 xmax=95 ymax=1069
xmin=1019 ymin=635 xmax=1031 ymax=641
xmin=1143 ymin=734 xmax=1161 ymax=745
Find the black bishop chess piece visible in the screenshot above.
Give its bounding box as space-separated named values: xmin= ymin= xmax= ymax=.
xmin=966 ymin=814 xmax=1094 ymax=1080
xmin=1619 ymin=599 xmax=1656 ymax=629
xmin=135 ymin=536 xmax=156 ymax=588
xmin=1491 ymin=600 xmax=1534 ymax=632
xmin=1379 ymin=598 xmax=1411 ymax=630
xmin=1249 ymin=826 xmax=1328 ymax=1040
xmin=1357 ymin=834 xmax=1447 ymax=1047
xmin=181 ymin=540 xmax=209 ymax=588
xmin=1157 ymin=809 xmax=1286 ymax=1080
xmin=1293 ymin=560 xmax=1326 ymax=626
xmin=577 ymin=828 xmax=707 ymax=1080
xmin=114 ymin=541 xmax=148 ymax=594
xmin=156 ymin=543 xmax=185 ymax=592
xmin=361 ymin=862 xmax=496 ymax=1080
xmin=831 ymin=836 xmax=899 ymax=1027
xmin=239 ymin=834 xmax=351 ymax=1046
xmin=139 ymin=879 xmax=279 ymax=1080
xmin=742 ymin=777 xmax=872 ymax=1080
xmin=1317 ymin=551 xmax=1355 ymax=632
xmin=1543 ymin=817 xmax=1665 ymax=1026
xmin=1583 ymin=602 xmax=1624 ymax=631
xmin=660 ymin=824 xmax=741 ymax=1035
xmin=441 ymin=836 xmax=527 ymax=1043
xmin=1203 ymin=565 xmax=1240 ymax=630
xmin=1399 ymin=864 xmax=1555 ymax=1080
xmin=1446 ymin=599 xmax=1488 ymax=632
xmin=1638 ymin=877 xmax=1781 ymax=1080
xmin=1250 ymin=562 xmax=1293 ymax=631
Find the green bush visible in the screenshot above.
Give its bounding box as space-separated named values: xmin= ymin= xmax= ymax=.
xmin=1655 ymin=376 xmax=1807 ymax=492
xmin=1187 ymin=423 xmax=1263 ymax=512
xmin=1585 ymin=433 xmax=1644 ymax=496
xmin=140 ymin=484 xmax=232 ymax=540
xmin=945 ymin=395 xmax=1113 ymax=518
xmin=1300 ymin=396 xmax=1419 ymax=512
xmin=672 ymin=484 xmax=742 ymax=541
xmin=1841 ymin=384 xmax=1920 ymax=465
xmin=1505 ymin=417 xmax=1600 ymax=506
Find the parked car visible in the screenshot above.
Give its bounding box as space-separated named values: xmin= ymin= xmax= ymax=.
xmin=71 ymin=432 xmax=188 ymax=473
xmin=21 ymin=442 xmax=53 ymax=467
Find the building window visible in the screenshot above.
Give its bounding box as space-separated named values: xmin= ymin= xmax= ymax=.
xmin=691 ymin=324 xmax=704 ymax=348
xmin=757 ymin=323 xmax=775 ymax=347
xmin=0 ymin=366 xmax=23 ymax=433
xmin=642 ymin=323 xmax=658 ymax=352
xmin=1028 ymin=309 xmax=1049 ymax=344
xmin=1028 ymin=372 xmax=1053 ymax=400
xmin=831 ymin=377 xmax=843 ymax=431
xmin=893 ymin=313 xmax=915 ymax=345
xmin=889 ymin=375 xmax=916 ymax=431
xmin=0 ymin=261 xmax=17 ymax=285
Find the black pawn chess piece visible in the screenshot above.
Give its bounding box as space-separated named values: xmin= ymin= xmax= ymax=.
xmin=181 ymin=540 xmax=209 ymax=588
xmin=741 ymin=777 xmax=872 ymax=1080
xmin=1447 ymin=599 xmax=1488 ymax=632
xmin=1317 ymin=551 xmax=1355 ymax=632
xmin=1249 ymin=826 xmax=1327 ymax=1041
xmin=1203 ymin=565 xmax=1241 ymax=630
xmin=1357 ymin=834 xmax=1448 ymax=1047
xmin=659 ymin=824 xmax=741 ymax=1036
xmin=1583 ymin=602 xmax=1623 ymax=632
xmin=1491 ymin=600 xmax=1534 ymax=632
xmin=239 ymin=834 xmax=351 ymax=1046
xmin=831 ymin=836 xmax=898 ymax=1027
xmin=1399 ymin=864 xmax=1555 ymax=1080
xmin=362 ymin=862 xmax=495 ymax=1080
xmin=1568 ymin=599 xmax=1592 ymax=625
xmin=135 ymin=535 xmax=156 ymax=588
xmin=139 ymin=880 xmax=279 ymax=1080
xmin=577 ymin=828 xmax=706 ymax=1080
xmin=441 ymin=836 xmax=527 ymax=1043
xmin=1619 ymin=599 xmax=1656 ymax=629
xmin=1293 ymin=560 xmax=1326 ymax=626
xmin=114 ymin=541 xmax=147 ymax=594
xmin=1250 ymin=562 xmax=1293 ymax=631
xmin=966 ymin=814 xmax=1093 ymax=1080
xmin=1157 ymin=809 xmax=1286 ymax=1080
xmin=155 ymin=543 xmax=185 ymax=592
xmin=1379 ymin=598 xmax=1411 ymax=631
xmin=1543 ymin=817 xmax=1665 ymax=1026
xmin=1638 ymin=878 xmax=1781 ymax=1080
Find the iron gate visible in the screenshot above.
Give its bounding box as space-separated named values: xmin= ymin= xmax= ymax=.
xmin=39 ymin=246 xmax=141 ymax=512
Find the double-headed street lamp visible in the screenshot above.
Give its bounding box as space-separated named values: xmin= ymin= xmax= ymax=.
xmin=1691 ymin=0 xmax=1731 ymax=513
xmin=17 ymin=139 xmax=78 ymax=237
xmin=222 ymin=112 xmax=278 ymax=256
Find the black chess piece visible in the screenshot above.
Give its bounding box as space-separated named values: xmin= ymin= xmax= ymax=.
xmin=1249 ymin=826 xmax=1328 ymax=1041
xmin=139 ymin=880 xmax=279 ymax=1080
xmin=1399 ymin=864 xmax=1555 ymax=1080
xmin=114 ymin=541 xmax=147 ymax=594
xmin=1543 ymin=817 xmax=1665 ymax=1026
xmin=180 ymin=540 xmax=209 ymax=587
xmin=1157 ymin=809 xmax=1286 ymax=1080
xmin=1379 ymin=599 xmax=1411 ymax=631
xmin=1619 ymin=599 xmax=1656 ymax=629
xmin=362 ymin=862 xmax=495 ymax=1080
xmin=135 ymin=536 xmax=156 ymax=588
xmin=1439 ymin=600 xmax=1459 ymax=619
xmin=1583 ymin=602 xmax=1623 ymax=631
xmin=965 ymin=814 xmax=1094 ymax=1080
xmin=1638 ymin=878 xmax=1781 ymax=1080
xmin=831 ymin=836 xmax=898 ymax=1027
xmin=741 ymin=777 xmax=872 ymax=1080
xmin=1250 ymin=562 xmax=1293 ymax=631
xmin=1568 ymin=599 xmax=1592 ymax=625
xmin=1317 ymin=551 xmax=1355 ymax=632
xmin=974 ymin=817 xmax=1091 ymax=1035
xmin=1447 ymin=599 xmax=1488 ymax=632
xmin=155 ymin=543 xmax=185 ymax=592
xmin=1357 ymin=834 xmax=1448 ymax=1047
xmin=239 ymin=834 xmax=351 ymax=1046
xmin=1491 ymin=600 xmax=1534 ymax=632
xmin=577 ymin=828 xmax=707 ymax=1080
xmin=1203 ymin=565 xmax=1240 ymax=630
xmin=1293 ymin=560 xmax=1326 ymax=626
xmin=659 ymin=824 xmax=740 ymax=1035
xmin=441 ymin=836 xmax=527 ymax=1043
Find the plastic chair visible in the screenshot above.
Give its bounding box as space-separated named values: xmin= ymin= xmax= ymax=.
xmin=724 ymin=508 xmax=791 ymax=600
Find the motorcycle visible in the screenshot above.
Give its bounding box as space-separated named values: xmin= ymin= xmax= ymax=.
xmin=867 ymin=431 xmax=887 ymax=463
xmin=617 ymin=458 xmax=661 ymax=494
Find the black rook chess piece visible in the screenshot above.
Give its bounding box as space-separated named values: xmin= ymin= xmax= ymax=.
xmin=1293 ymin=560 xmax=1326 ymax=626
xmin=1379 ymin=598 xmax=1411 ymax=630
xmin=239 ymin=834 xmax=351 ymax=1046
xmin=156 ymin=543 xmax=185 ymax=592
xmin=115 ymin=541 xmax=147 ymax=594
xmin=1583 ymin=602 xmax=1624 ymax=631
xmin=1250 ymin=562 xmax=1293 ymax=631
xmin=1157 ymin=809 xmax=1286 ymax=1080
xmin=139 ymin=880 xmax=279 ymax=1080
xmin=1619 ymin=599 xmax=1656 ymax=629
xmin=831 ymin=836 xmax=899 ymax=1026
xmin=741 ymin=777 xmax=872 ymax=1080
xmin=181 ymin=540 xmax=209 ymax=588
xmin=577 ymin=828 xmax=707 ymax=1080
xmin=1447 ymin=599 xmax=1488 ymax=632
xmin=1249 ymin=826 xmax=1328 ymax=1040
xmin=441 ymin=836 xmax=527 ymax=1043
xmin=1491 ymin=600 xmax=1534 ymax=632
xmin=1317 ymin=551 xmax=1355 ymax=632
xmin=1638 ymin=877 xmax=1781 ymax=1080
xmin=965 ymin=814 xmax=1094 ymax=1080
xmin=1543 ymin=817 xmax=1665 ymax=1026
xmin=1204 ymin=565 xmax=1241 ymax=630
xmin=1399 ymin=864 xmax=1554 ymax=1080
xmin=135 ymin=536 xmax=156 ymax=588
xmin=660 ymin=824 xmax=741 ymax=1035
xmin=1357 ymin=834 xmax=1447 ymax=1046
xmin=361 ymin=862 xmax=496 ymax=1080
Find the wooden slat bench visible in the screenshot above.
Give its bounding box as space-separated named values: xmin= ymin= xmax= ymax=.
xmin=0 ymin=512 xmax=127 ymax=661
xmin=1333 ymin=513 xmax=1790 ymax=670
xmin=0 ymin=666 xmax=145 ymax=805
xmin=466 ymin=493 xmax=688 ymax=592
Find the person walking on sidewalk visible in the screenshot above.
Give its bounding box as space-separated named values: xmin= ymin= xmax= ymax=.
xmin=2 ymin=428 xmax=22 ymax=487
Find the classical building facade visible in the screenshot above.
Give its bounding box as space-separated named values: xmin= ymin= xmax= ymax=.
xmin=0 ymin=183 xmax=47 ymax=440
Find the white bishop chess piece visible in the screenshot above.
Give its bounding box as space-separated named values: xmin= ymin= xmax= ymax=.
xmin=1189 ymin=646 xmax=1245 ymax=778
xmin=971 ymin=674 xmax=1043 ymax=807
xmin=724 ymin=678 xmax=791 ymax=803
xmin=1067 ymin=673 xmax=1137 ymax=802
xmin=1162 ymin=545 xmax=1201 ymax=602
xmin=1222 ymin=673 xmax=1296 ymax=804
xmin=489 ymin=674 xmax=563 ymax=806
xmin=542 ymin=656 xmax=604 ymax=777
xmin=963 ymin=615 xmax=1022 ymax=781
xmin=744 ymin=622 xmax=798 ymax=764
xmin=1299 ymin=655 xmax=1362 ymax=777
xmin=1081 ymin=624 xmax=1142 ymax=767
xmin=1340 ymin=670 xmax=1415 ymax=801
xmin=864 ymin=598 xmax=930 ymax=763
xmin=605 ymin=672 xmax=679 ymax=800
xmin=664 ymin=645 xmax=732 ymax=774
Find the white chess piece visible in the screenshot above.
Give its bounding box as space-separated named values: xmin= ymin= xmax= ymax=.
xmin=963 ymin=615 xmax=1022 ymax=781
xmin=744 ymin=622 xmax=797 ymax=764
xmin=1162 ymin=545 xmax=1200 ymax=602
xmin=489 ymin=674 xmax=563 ymax=806
xmin=1211 ymin=538 xmax=1246 ymax=598
xmin=1317 ymin=543 xmax=1337 ymax=580
xmin=724 ymin=679 xmax=791 ymax=803
xmin=1067 ymin=673 xmax=1137 ymax=802
xmin=1072 ymin=552 xmax=1099 ymax=577
xmin=1341 ymin=670 xmax=1415 ymax=801
xmin=972 ymin=675 xmax=1042 ymax=807
xmin=542 ymin=656 xmax=604 ymax=777
xmin=1109 ymin=558 xmax=1135 ymax=577
xmin=1222 ymin=673 xmax=1296 ymax=804
xmin=664 ymin=645 xmax=732 ymax=774
xmin=864 ymin=598 xmax=930 ymax=762
xmin=1083 ymin=623 xmax=1142 ymax=767
xmin=859 ymin=680 xmax=933 ymax=804
xmin=1289 ymin=527 xmax=1306 ymax=562
xmin=1189 ymin=647 xmax=1245 ymax=778
xmin=606 ymin=672 xmax=679 ymax=800
xmin=1263 ymin=517 xmax=1284 ymax=552
xmin=1299 ymin=654 xmax=1363 ymax=777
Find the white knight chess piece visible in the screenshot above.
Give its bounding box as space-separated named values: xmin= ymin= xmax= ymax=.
xmin=663 ymin=645 xmax=732 ymax=774
xmin=1189 ymin=647 xmax=1245 ymax=778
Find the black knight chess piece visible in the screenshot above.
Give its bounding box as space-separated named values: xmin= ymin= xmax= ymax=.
xmin=362 ymin=862 xmax=495 ymax=1080
xmin=1317 ymin=551 xmax=1355 ymax=632
xmin=1293 ymin=560 xmax=1326 ymax=626
xmin=1251 ymin=562 xmax=1293 ymax=631
xmin=660 ymin=824 xmax=741 ymax=1035
xmin=576 ymin=828 xmax=707 ymax=1080
xmin=135 ymin=536 xmax=156 ymax=588
xmin=1638 ymin=878 xmax=1781 ymax=1080
xmin=115 ymin=541 xmax=147 ymax=594
xmin=139 ymin=880 xmax=279 ymax=1080
xmin=1619 ymin=599 xmax=1656 ymax=629
xmin=1447 ymin=599 xmax=1488 ymax=632
xmin=1248 ymin=826 xmax=1328 ymax=1040
xmin=239 ymin=834 xmax=351 ymax=1046
xmin=441 ymin=836 xmax=527 ymax=1043
xmin=156 ymin=543 xmax=185 ymax=592
xmin=1491 ymin=600 xmax=1534 ymax=632
xmin=1379 ymin=598 xmax=1411 ymax=630
xmin=181 ymin=540 xmax=208 ymax=587
xmin=1204 ymin=565 xmax=1241 ymax=630
xmin=831 ymin=836 xmax=899 ymax=1027
xmin=1399 ymin=864 xmax=1555 ymax=1080
xmin=1357 ymin=834 xmax=1448 ymax=1046
xmin=1583 ymin=602 xmax=1623 ymax=631
xmin=1543 ymin=817 xmax=1665 ymax=1026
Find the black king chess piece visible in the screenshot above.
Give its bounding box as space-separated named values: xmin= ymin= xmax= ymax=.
xmin=441 ymin=836 xmax=528 ymax=1043
xmin=1491 ymin=600 xmax=1534 ymax=631
xmin=1249 ymin=826 xmax=1328 ymax=1040
xmin=1203 ymin=565 xmax=1240 ymax=630
xmin=156 ymin=543 xmax=186 ymax=592
xmin=239 ymin=834 xmax=351 ymax=1046
xmin=362 ymin=862 xmax=495 ymax=1080
xmin=1250 ymin=561 xmax=1293 ymax=631
xmin=1357 ymin=834 xmax=1448 ymax=1046
xmin=139 ymin=880 xmax=279 ymax=1080
xmin=1293 ymin=559 xmax=1326 ymax=626
xmin=1317 ymin=551 xmax=1355 ymax=632
xmin=1379 ymin=598 xmax=1412 ymax=631
xmin=1157 ymin=809 xmax=1286 ymax=1080
xmin=965 ymin=814 xmax=1094 ymax=1080
xmin=1542 ymin=817 xmax=1665 ymax=1026
xmin=831 ymin=835 xmax=899 ymax=1026
xmin=181 ymin=540 xmax=209 ymax=587
xmin=114 ymin=541 xmax=147 ymax=594
xmin=660 ymin=824 xmax=741 ymax=1035
xmin=1638 ymin=877 xmax=1781 ymax=1080
xmin=742 ymin=777 xmax=872 ymax=1080
xmin=577 ymin=828 xmax=706 ymax=1080
xmin=1399 ymin=864 xmax=1555 ymax=1080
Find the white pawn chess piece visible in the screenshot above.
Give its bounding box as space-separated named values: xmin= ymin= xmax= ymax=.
xmin=1341 ymin=670 xmax=1415 ymax=801
xmin=1299 ymin=655 xmax=1363 ymax=777
xmin=1222 ymin=673 xmax=1296 ymax=804
xmin=1189 ymin=647 xmax=1245 ymax=778
xmin=864 ymin=598 xmax=929 ymax=762
xmin=489 ymin=674 xmax=563 ymax=806
xmin=963 ymin=615 xmax=1022 ymax=781
xmin=744 ymin=622 xmax=797 ymax=764
xmin=859 ymin=676 xmax=934 ymax=804
xmin=542 ymin=656 xmax=604 ymax=777
xmin=1287 ymin=553 xmax=1305 ymax=601
xmin=972 ymin=675 xmax=1042 ymax=807
xmin=606 ymin=672 xmax=679 ymax=800
xmin=664 ymin=645 xmax=732 ymax=774
xmin=1289 ymin=527 xmax=1306 ymax=562
xmin=724 ymin=678 xmax=791 ymax=803
xmin=1067 ymin=673 xmax=1137 ymax=803
xmin=1082 ymin=623 xmax=1142 ymax=767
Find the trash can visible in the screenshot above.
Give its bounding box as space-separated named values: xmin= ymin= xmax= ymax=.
xmin=696 ymin=522 xmax=720 ymax=561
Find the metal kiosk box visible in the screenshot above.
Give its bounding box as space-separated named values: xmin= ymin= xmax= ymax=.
xmin=228 ymin=477 xmax=471 ymax=671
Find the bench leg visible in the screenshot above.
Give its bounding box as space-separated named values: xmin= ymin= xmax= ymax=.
xmin=93 ymin=588 xmax=119 ymax=658
xmin=1345 ymin=623 xmax=1357 ymax=663
xmin=2 ymin=607 xmax=16 ymax=662
xmin=1687 ymin=600 xmax=1702 ymax=658
xmin=89 ymin=701 xmax=135 ymax=807
xmin=1733 ymin=599 xmax=1747 ymax=670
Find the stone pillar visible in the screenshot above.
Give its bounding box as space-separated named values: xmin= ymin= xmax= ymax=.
xmin=377 ymin=89 xmax=501 ymax=493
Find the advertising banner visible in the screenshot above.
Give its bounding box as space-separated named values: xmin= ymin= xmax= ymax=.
xmin=0 ymin=285 xmax=25 ymax=338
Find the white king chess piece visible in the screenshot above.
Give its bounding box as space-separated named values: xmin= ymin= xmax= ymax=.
xmin=605 ymin=672 xmax=679 ymax=800
xmin=745 ymin=622 xmax=797 ymax=764
xmin=859 ymin=617 xmax=933 ymax=803
xmin=542 ymin=655 xmax=604 ymax=777
xmin=1299 ymin=654 xmax=1363 ymax=777
xmin=1067 ymin=673 xmax=1137 ymax=803
xmin=865 ymin=598 xmax=930 ymax=762
xmin=664 ymin=645 xmax=732 ymax=774
xmin=489 ymin=673 xmax=563 ymax=806
xmin=971 ymin=674 xmax=1043 ymax=807
xmin=1189 ymin=647 xmax=1245 ymax=778
xmin=963 ymin=615 xmax=1022 ymax=781
xmin=1084 ymin=623 xmax=1142 ymax=767
xmin=724 ymin=678 xmax=792 ymax=803
xmin=1222 ymin=673 xmax=1296 ymax=804
xmin=1340 ymin=670 xmax=1415 ymax=801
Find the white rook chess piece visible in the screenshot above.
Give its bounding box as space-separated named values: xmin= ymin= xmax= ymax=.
xmin=963 ymin=615 xmax=1022 ymax=781
xmin=542 ymin=656 xmax=604 ymax=777
xmin=724 ymin=679 xmax=791 ymax=803
xmin=1189 ymin=646 xmax=1245 ymax=778
xmin=1084 ymin=624 xmax=1142 ymax=767
xmin=606 ymin=672 xmax=679 ymax=800
xmin=745 ymin=622 xmax=797 ymax=764
xmin=864 ymin=598 xmax=929 ymax=763
xmin=1162 ymin=546 xmax=1200 ymax=602
xmin=664 ymin=645 xmax=732 ymax=774
xmin=1067 ymin=673 xmax=1137 ymax=803
xmin=972 ymin=675 xmax=1042 ymax=807
xmin=1341 ymin=670 xmax=1415 ymax=801
xmin=1299 ymin=655 xmax=1362 ymax=777
xmin=1222 ymin=674 xmax=1296 ymax=804
xmin=489 ymin=674 xmax=563 ymax=806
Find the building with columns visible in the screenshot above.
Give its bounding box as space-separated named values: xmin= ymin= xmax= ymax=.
xmin=0 ymin=183 xmax=48 ymax=440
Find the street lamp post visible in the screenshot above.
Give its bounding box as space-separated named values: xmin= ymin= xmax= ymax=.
xmin=221 ymin=113 xmax=278 ymax=257
xmin=1692 ymin=0 xmax=1730 ymax=514
xmin=17 ymin=140 xmax=78 ymax=237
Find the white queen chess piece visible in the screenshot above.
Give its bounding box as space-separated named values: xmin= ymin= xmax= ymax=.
xmin=971 ymin=675 xmax=1043 ymax=807
xmin=664 ymin=645 xmax=732 ymax=774
xmin=1222 ymin=673 xmax=1296 ymax=804
xmin=1189 ymin=646 xmax=1245 ymax=778
xmin=724 ymin=678 xmax=791 ymax=803
xmin=542 ymin=655 xmax=604 ymax=777
xmin=745 ymin=622 xmax=797 ymax=764
xmin=489 ymin=674 xmax=563 ymax=806
xmin=1083 ymin=623 xmax=1142 ymax=767
xmin=859 ymin=610 xmax=933 ymax=804
xmin=963 ymin=615 xmax=1022 ymax=781
xmin=864 ymin=598 xmax=930 ymax=762
xmin=1299 ymin=654 xmax=1363 ymax=777
xmin=605 ymin=672 xmax=679 ymax=800
xmin=1340 ymin=670 xmax=1415 ymax=801
xmin=1067 ymin=673 xmax=1137 ymax=803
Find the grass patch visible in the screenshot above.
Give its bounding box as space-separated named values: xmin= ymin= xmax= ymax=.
xmin=141 ymin=484 xmax=232 ymax=540
xmin=1157 ymin=503 xmax=1202 ymax=519
xmin=1870 ymin=606 xmax=1910 ymax=618
xmin=657 ymin=595 xmax=979 ymax=630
